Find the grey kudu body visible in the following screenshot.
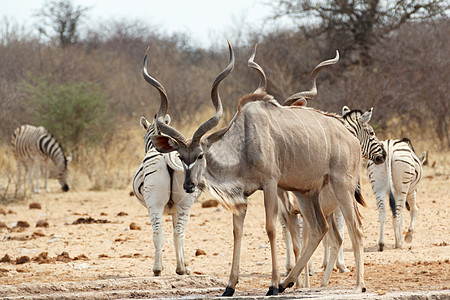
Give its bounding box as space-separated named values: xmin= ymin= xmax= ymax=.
xmin=146 ymin=43 xmax=366 ymax=295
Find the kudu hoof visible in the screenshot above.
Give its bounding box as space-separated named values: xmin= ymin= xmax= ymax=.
xmin=378 ymin=243 xmax=384 ymax=252
xmin=405 ymin=231 xmax=413 ymax=243
xmin=153 ymin=270 xmax=161 ymax=276
xmin=222 ymin=286 xmax=235 ymax=297
xmin=278 ymin=281 xmax=294 ymax=293
xmin=266 ymin=286 xmax=278 ymax=296
xmin=362 ymin=287 xmax=367 ymax=293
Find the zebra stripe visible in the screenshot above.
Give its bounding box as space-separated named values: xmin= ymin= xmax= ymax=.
xmin=11 ymin=124 xmax=69 ymax=193
xmin=367 ymin=138 xmax=426 ymax=251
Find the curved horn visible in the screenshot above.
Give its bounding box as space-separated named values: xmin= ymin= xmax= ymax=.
xmin=142 ymin=47 xmax=187 ymax=144
xmin=248 ymin=44 xmax=267 ymax=93
xmin=192 ymin=41 xmax=235 ymax=144
xmin=283 ymin=50 xmax=339 ymax=106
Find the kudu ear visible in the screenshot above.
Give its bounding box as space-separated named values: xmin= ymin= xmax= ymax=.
xmin=292 ymin=99 xmax=308 ymax=107
xmin=151 ymin=135 xmax=179 ymax=153
xmin=140 ymin=117 xmax=151 ymax=131
xmin=359 ymin=107 xmax=373 ymax=124
xmin=342 ymin=106 xmax=351 ymax=115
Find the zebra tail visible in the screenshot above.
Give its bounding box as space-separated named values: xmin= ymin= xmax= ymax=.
xmin=386 ymin=140 xmax=397 ymax=218
xmin=389 ymin=191 xmax=397 ymax=218
xmin=355 ymin=178 xmax=367 ymax=207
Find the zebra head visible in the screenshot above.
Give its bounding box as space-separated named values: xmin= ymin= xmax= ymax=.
xmin=140 ymin=114 xmax=171 ymax=153
xmin=342 ymin=106 xmax=386 ymax=165
xmin=58 ymin=155 xmax=70 ymax=192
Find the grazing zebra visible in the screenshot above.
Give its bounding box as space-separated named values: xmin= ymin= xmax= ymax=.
xmin=11 ymin=124 xmax=70 ymax=194
xmin=133 ymin=56 xmax=201 ymax=276
xmin=367 ymin=138 xmax=426 ymax=251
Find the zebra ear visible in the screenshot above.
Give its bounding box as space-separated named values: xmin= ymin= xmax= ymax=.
xmin=164 ymin=114 xmax=171 ymax=125
xmin=342 ymin=106 xmax=351 ymax=116
xmin=140 ymin=117 xmax=151 ymax=131
xmin=359 ymin=107 xmax=373 ymax=124
xmin=419 ymin=151 xmax=427 ymax=165
xmin=151 ymin=135 xmax=179 ymax=153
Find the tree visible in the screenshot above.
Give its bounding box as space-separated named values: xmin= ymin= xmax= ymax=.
xmin=35 ymin=0 xmax=89 ymax=47
xmin=270 ymin=0 xmax=449 ymax=64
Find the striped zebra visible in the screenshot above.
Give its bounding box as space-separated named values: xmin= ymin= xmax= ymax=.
xmin=132 ymin=112 xmax=200 ymax=275
xmin=11 ymin=124 xmax=70 ymax=194
xmin=367 ymin=138 xmax=426 ymax=251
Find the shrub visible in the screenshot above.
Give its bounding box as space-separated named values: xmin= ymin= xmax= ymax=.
xmin=25 ymin=76 xmax=113 ymax=153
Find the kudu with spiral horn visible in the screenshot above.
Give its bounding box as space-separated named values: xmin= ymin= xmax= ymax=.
xmin=151 ymin=42 xmax=366 ymax=296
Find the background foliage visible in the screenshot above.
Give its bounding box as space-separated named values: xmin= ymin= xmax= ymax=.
xmin=0 ymin=0 xmax=448 ymax=194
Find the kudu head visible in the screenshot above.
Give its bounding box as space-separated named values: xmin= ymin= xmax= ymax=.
xmin=342 ymin=106 xmax=386 ymax=165
xmin=143 ymin=42 xmax=235 ymax=193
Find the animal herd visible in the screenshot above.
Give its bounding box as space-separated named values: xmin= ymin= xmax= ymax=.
xmin=9 ymin=41 xmax=427 ymax=297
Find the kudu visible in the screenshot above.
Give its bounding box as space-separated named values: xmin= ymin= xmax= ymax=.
xmin=147 ymin=42 xmax=367 ymax=296
xmin=248 ymin=46 xmax=386 ymax=289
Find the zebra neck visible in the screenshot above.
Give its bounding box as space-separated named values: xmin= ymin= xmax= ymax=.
xmin=38 ymin=136 xmax=66 ymax=168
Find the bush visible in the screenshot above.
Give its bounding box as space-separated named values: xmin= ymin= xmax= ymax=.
xmin=26 ymin=77 xmax=113 ymax=153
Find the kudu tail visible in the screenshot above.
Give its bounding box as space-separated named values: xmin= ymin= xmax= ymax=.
xmin=354 ymin=178 xmax=367 ymax=207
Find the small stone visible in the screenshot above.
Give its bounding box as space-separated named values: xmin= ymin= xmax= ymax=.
xmin=201 ymin=199 xmax=219 ymax=208
xmin=29 ymin=203 xmax=42 ymax=209
xmin=195 ymin=249 xmax=206 ymax=256
xmin=36 ymin=220 xmax=49 ymax=228
xmin=16 ymin=256 xmax=30 ymax=264
xmin=16 ymin=221 xmax=30 ymax=228
xmin=129 ymin=222 xmax=141 ymax=230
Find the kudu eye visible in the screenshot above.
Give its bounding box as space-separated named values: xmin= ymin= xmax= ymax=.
xmin=197 ymin=153 xmax=204 ymax=160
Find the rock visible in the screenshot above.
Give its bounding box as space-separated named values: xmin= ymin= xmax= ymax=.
xmin=29 ymin=203 xmax=42 ymax=209
xmin=36 ymin=220 xmax=49 ymax=228
xmin=129 ymin=222 xmax=141 ymax=230
xmin=195 ymin=249 xmax=206 ymax=256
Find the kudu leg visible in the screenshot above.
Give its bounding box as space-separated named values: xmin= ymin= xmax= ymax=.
xmin=222 ymin=208 xmax=247 ymax=297
xmin=339 ymin=196 xmax=366 ymax=292
xmin=279 ymin=193 xmax=328 ymax=293
xmin=264 ymin=185 xmax=280 ymax=296
xmin=334 ymin=209 xmax=349 ymax=273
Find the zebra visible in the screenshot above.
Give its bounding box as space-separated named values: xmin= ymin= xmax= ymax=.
xmin=132 ymin=110 xmax=200 ymax=276
xmin=367 ymin=138 xmax=426 ymax=251
xmin=11 ymin=124 xmax=70 ymax=194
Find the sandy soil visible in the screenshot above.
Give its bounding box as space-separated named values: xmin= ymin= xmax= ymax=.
xmin=0 ymin=172 xmax=449 ymax=299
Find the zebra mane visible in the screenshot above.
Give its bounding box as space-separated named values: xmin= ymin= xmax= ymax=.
xmin=38 ymin=130 xmax=68 ymax=167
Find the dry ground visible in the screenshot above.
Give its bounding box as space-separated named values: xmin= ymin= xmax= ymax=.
xmin=0 ymin=169 xmax=449 ymax=299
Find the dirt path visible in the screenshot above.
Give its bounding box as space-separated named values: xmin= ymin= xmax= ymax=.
xmin=0 ymin=174 xmax=449 ymax=298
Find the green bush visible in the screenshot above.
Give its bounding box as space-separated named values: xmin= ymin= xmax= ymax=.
xmin=26 ymin=77 xmax=113 ymax=153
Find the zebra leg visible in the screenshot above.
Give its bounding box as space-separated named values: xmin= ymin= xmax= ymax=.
xmin=43 ymin=163 xmax=50 ymax=192
xmin=33 ymin=160 xmax=41 ymax=194
xmin=143 ymin=162 xmax=171 ymax=276
xmin=374 ymin=192 xmax=387 ymax=251
xmin=392 ymin=195 xmax=405 ymax=249
xmin=335 ymin=209 xmax=349 ymax=273
xmin=277 ymin=191 xmax=295 ymax=276
xmin=322 ymin=231 xmax=330 ymax=270
xmin=171 ymin=172 xmax=198 ymax=275
xmin=404 ymin=191 xmax=418 ymax=243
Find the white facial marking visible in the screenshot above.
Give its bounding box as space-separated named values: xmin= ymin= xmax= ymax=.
xmin=184 ymin=161 xmax=196 ymax=170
